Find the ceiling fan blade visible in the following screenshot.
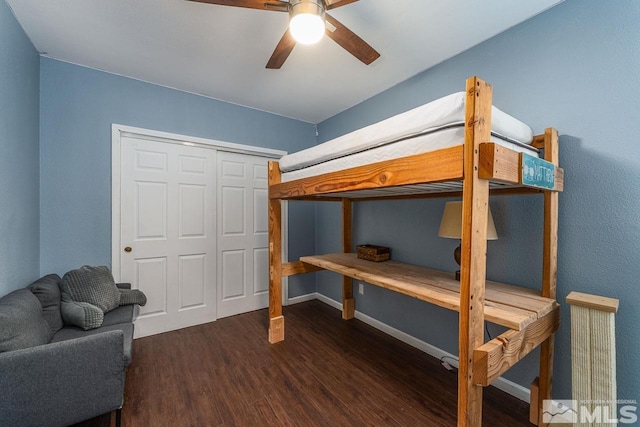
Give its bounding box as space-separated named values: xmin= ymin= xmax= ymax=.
xmin=325 ymin=14 xmax=380 ymax=65
xmin=266 ymin=29 xmax=297 ymax=69
xmin=324 ymin=0 xmax=359 ymax=10
xmin=186 ymin=0 xmax=289 ymax=12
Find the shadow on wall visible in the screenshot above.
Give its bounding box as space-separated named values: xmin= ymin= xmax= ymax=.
xmin=552 ymin=134 xmax=640 ymax=403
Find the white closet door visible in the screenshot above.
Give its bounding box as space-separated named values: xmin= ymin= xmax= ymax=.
xmin=120 ymin=136 xmax=216 ymax=337
xmin=217 ymin=151 xmax=269 ymax=318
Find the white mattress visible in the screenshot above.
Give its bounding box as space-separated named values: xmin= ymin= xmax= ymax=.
xmin=281 ymin=127 xmax=538 ymax=182
xmin=279 ymin=91 xmax=534 ymax=176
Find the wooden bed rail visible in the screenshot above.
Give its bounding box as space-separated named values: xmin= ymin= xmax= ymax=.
xmin=281 ymin=261 xmax=323 ymax=277
xmin=269 ymin=142 xmax=563 ymax=201
xmin=269 ymin=145 xmax=464 ymax=200
xmin=479 ymin=143 xmax=564 ymax=192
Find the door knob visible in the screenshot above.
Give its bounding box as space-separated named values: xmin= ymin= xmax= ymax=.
xmin=124 ymin=246 xmax=132 ymax=253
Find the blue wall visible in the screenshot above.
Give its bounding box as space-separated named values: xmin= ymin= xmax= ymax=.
xmin=316 ymin=0 xmax=640 ymax=401
xmin=39 ymin=58 xmax=317 ymax=296
xmin=0 ymin=1 xmax=40 ymax=295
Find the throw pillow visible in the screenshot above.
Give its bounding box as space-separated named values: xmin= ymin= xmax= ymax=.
xmin=119 ymin=289 xmax=147 ymax=307
xmin=0 ymin=289 xmax=53 ymax=353
xmin=61 ymin=266 xmax=120 ymax=313
xmin=27 ymin=274 xmax=64 ymax=333
xmin=60 ymin=300 xmax=104 ymax=330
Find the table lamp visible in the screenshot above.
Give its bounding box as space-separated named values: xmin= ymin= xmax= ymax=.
xmin=438 ymin=201 xmax=498 ymax=280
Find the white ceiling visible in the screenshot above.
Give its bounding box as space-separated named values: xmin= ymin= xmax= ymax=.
xmin=7 ymin=0 xmax=563 ymax=123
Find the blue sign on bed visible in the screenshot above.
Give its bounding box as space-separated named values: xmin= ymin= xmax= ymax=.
xmin=521 ymin=153 xmax=555 ymax=189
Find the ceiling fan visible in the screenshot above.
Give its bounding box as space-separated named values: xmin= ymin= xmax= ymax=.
xmin=186 ymin=0 xmax=380 ymax=69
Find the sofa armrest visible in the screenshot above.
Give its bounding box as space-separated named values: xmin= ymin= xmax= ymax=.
xmin=116 ymin=282 xmax=131 ymax=290
xmin=0 ymin=330 xmax=126 ymax=427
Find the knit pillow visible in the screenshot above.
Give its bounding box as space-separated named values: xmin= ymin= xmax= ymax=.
xmin=60 ymin=266 xmax=120 ymax=313
xmin=60 ymin=300 xmax=104 ymax=330
xmin=119 ymin=289 xmax=147 ymax=307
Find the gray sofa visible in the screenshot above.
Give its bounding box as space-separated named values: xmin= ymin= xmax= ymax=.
xmin=0 ymin=274 xmax=137 ymax=427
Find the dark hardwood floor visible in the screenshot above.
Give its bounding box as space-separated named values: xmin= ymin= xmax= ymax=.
xmin=76 ymin=300 xmax=531 ymax=426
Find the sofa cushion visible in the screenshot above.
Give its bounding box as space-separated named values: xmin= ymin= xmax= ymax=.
xmin=51 ymin=322 xmax=134 ymax=365
xmin=60 ymin=300 xmax=104 ymax=330
xmin=27 ymin=274 xmax=64 ymax=333
xmin=0 ymin=289 xmax=53 ymax=353
xmin=61 ymin=266 xmax=120 ymax=313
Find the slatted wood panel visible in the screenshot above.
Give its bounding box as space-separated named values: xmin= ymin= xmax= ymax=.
xmin=279 ymin=180 xmax=553 ymax=201
xmin=311 ymin=180 xmax=529 ymax=199
xmin=74 ymin=300 xmax=531 ymax=427
xmin=300 ymin=253 xmax=557 ymax=331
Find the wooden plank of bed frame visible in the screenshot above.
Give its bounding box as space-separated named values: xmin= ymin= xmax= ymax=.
xmin=458 ymin=76 xmax=492 ymax=427
xmin=281 ymin=261 xmax=323 ymax=277
xmin=269 ymin=145 xmax=464 ymax=200
xmin=479 ymin=143 xmax=564 ymax=192
xmin=268 ymin=161 xmax=284 ymax=344
xmin=537 ymin=127 xmax=560 ymax=425
xmin=473 ymin=306 xmax=560 ymax=387
xmin=531 ymin=134 xmax=546 ymax=149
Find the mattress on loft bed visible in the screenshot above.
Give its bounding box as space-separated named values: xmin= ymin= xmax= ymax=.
xmin=279 ymin=92 xmax=538 ymax=183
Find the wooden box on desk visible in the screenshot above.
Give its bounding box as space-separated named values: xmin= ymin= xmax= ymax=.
xmin=356 ymin=245 xmax=390 ymax=262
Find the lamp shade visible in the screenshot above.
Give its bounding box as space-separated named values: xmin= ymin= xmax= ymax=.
xmin=289 ymin=0 xmax=326 ymax=45
xmin=438 ymin=201 xmax=498 ymax=240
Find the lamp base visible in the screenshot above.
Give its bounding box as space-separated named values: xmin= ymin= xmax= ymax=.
xmin=455 ymin=270 xmax=460 ymax=281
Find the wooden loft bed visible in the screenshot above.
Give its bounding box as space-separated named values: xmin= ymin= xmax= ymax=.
xmin=267 ymin=77 xmax=563 ymax=426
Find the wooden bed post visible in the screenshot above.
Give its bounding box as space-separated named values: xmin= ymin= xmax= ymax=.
xmin=342 ymin=199 xmax=355 ymax=319
xmin=268 ymin=161 xmax=284 ymax=343
xmin=536 ymin=128 xmax=559 ymax=425
xmin=458 ymin=76 xmax=492 ymax=427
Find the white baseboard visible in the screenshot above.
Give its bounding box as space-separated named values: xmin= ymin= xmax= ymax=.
xmin=313 ymin=292 xmax=340 ymax=309
xmin=286 ymin=293 xmax=318 ymax=305
xmin=311 ymin=292 xmax=531 ymax=403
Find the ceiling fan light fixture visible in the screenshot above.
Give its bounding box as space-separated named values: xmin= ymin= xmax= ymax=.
xmin=289 ymin=0 xmax=326 ymax=45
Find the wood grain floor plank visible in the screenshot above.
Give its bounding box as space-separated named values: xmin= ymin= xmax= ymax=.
xmin=74 ymin=300 xmax=530 ymax=427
